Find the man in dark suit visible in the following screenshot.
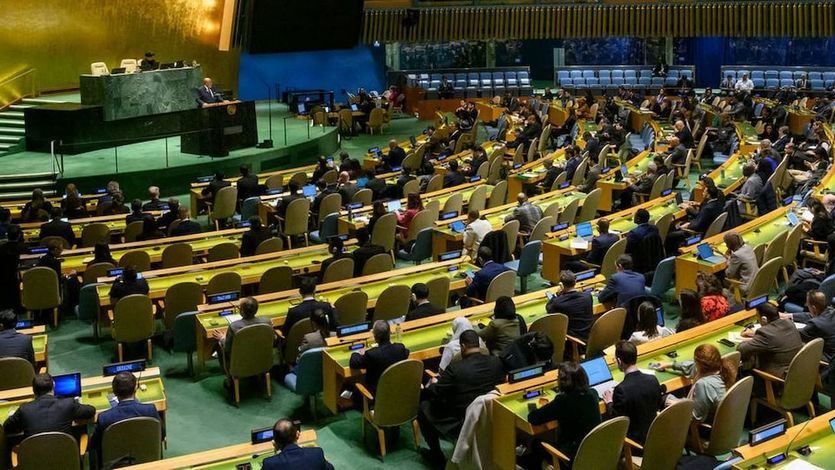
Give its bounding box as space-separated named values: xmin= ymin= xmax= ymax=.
xmin=156 ymin=198 xmax=180 ymax=232
xmin=91 ymin=371 xmax=164 ymax=463
xmin=239 ymin=217 xmax=274 ymax=257
xmin=363 ymin=170 xmax=387 ymax=201
xmin=395 ymin=169 xmax=417 ymax=198
xmin=791 ymin=291 xmax=835 ymax=362
xmin=406 ymin=283 xmax=444 ymax=321
xmin=382 ymin=139 xmax=407 ymax=171
xmin=738 ymin=302 xmax=803 ymax=379
xmin=337 ymin=172 xmax=358 ymax=204
xmin=467 ymin=146 xmax=488 ymax=177
xmin=673 ymin=120 xmax=694 ymax=148
xmin=443 ymin=160 xmax=466 ymax=189
xmin=506 ymin=128 xmax=530 ymax=150
xmin=540 ymin=159 xmax=560 ymax=190
xmin=349 ymin=320 xmax=409 ymax=394
xmin=604 ymin=341 xmax=663 ymax=444
xmin=275 ymin=180 xmax=304 ymax=220
xmin=464 ymin=246 xmax=511 ymax=303
xmin=211 ymin=297 xmax=274 ymax=364
xmin=621 ymin=163 xmax=660 ymax=208
xmin=665 ymin=136 xmax=688 ymax=166
xmin=283 ymin=277 xmax=337 ymax=336
xmin=0 ymin=309 xmax=35 ymax=366
xmin=3 ymin=373 xmax=96 ymax=438
xmin=546 ymin=270 xmax=594 ymax=341
xmin=625 ymin=209 xmax=660 ymax=255
xmin=39 ymin=208 xmax=76 ymax=247
xmin=350 ymin=228 xmax=385 ymax=276
xmin=665 ymin=184 xmax=725 ymax=253
xmin=584 ymin=132 xmax=601 ymax=163
xmin=108 ymin=266 xmax=150 ymax=303
xmin=37 ymin=240 xmax=64 ymax=277
xmin=417 ymin=330 xmax=506 ymax=464
xmin=141 ymin=186 xmax=167 ymax=211
xmin=338 ymin=151 xmax=361 ymax=177
xmin=561 ymin=146 xmax=582 ymax=182
xmin=170 ymin=207 xmax=202 ymax=237
xmin=201 ymin=172 xmax=231 ymax=204
xmin=772 ymin=125 xmax=791 ymax=153
xmin=598 ymin=254 xmax=647 ymax=307
xmin=584 ymin=219 xmax=618 ymax=267
xmin=236 ymin=165 xmax=261 ymax=203
xmin=262 ymin=419 xmax=334 ymax=470
xmin=126 ymin=199 xmax=153 ymax=225
xmin=197 ymin=77 xmax=223 ymax=107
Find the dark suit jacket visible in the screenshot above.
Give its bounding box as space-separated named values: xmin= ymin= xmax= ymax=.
xmin=3 ymin=394 xmax=96 ymax=438
xmin=39 ymin=219 xmax=76 ymax=247
xmin=405 ymin=302 xmax=444 ymax=322
xmin=587 ymin=233 xmax=618 ymax=265
xmin=236 ymin=174 xmax=261 ymax=202
xmin=108 ymin=278 xmax=150 ymax=302
xmin=546 ymin=290 xmax=594 ymax=340
xmin=737 ymin=318 xmax=803 ymax=378
xmin=197 ymin=85 xmax=222 ymax=106
xmin=338 ymin=183 xmax=359 ymax=204
xmin=126 ymin=212 xmax=153 ymax=226
xmin=37 ymin=252 xmax=62 ymax=277
xmin=276 ymin=193 xmax=304 ymax=219
xmin=240 ymin=227 xmax=273 ymax=257
xmin=676 ymin=128 xmax=694 ymax=148
xmin=528 ymin=389 xmax=601 ymax=458
xmin=351 ymin=243 xmax=386 ymax=276
xmin=541 ymin=166 xmax=560 ymax=190
xmin=92 ymin=399 xmax=163 ymax=456
xmin=156 ymin=209 xmax=179 ymax=231
xmin=564 ymin=156 xmax=581 ymax=181
xmin=793 ymin=308 xmax=835 ymax=361
xmin=689 ymin=198 xmax=725 ymax=234
xmin=421 ymin=352 xmax=506 ymax=436
xmin=465 ymin=261 xmax=510 ymax=300
xmin=349 ymin=342 xmax=410 ymax=394
xmin=0 ymin=329 xmax=35 ymax=366
xmin=312 ymin=188 xmax=338 ymax=215
xmin=384 ymin=147 xmax=407 ymax=169
xmin=170 ymin=220 xmax=202 ymax=237
xmin=201 ymin=179 xmax=231 ymax=202
xmin=262 ymin=444 xmax=334 ymax=470
xmin=283 ymin=299 xmax=337 ymax=336
xmin=598 ymin=270 xmax=647 ymax=307
xmin=608 ymin=370 xmax=664 ymax=443
xmin=668 ymin=144 xmax=688 ymax=165
xmin=443 ymin=170 xmax=466 ymax=189
xmin=625 ymin=223 xmax=659 ymax=256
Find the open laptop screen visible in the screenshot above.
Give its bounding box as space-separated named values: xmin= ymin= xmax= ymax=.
xmin=575 ymin=222 xmax=593 ymax=238
xmin=580 ymin=357 xmax=613 ymax=387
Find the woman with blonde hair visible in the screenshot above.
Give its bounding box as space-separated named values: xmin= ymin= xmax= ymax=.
xmin=664 ymin=343 xmax=737 ymax=421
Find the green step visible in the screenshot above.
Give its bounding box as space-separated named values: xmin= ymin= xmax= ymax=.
xmin=0 ymin=143 xmax=12 ymax=150
xmin=8 ymin=104 xmax=35 ymax=110
xmin=0 ymin=127 xmax=24 ymax=135
xmin=0 ymin=111 xmax=24 ymax=118
xmin=0 ymin=135 xmax=20 ymax=143
xmin=0 ymin=119 xmax=24 ymax=127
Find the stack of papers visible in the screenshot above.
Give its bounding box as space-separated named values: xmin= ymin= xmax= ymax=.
xmin=224 ymin=314 xmax=243 ymax=324
xmin=570 ymin=239 xmax=590 ymax=250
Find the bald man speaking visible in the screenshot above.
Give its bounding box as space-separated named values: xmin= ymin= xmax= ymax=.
xmin=197 ymin=77 xmax=224 ymax=107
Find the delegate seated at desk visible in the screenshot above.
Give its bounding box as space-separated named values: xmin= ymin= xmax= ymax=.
xmin=197 ymin=77 xmax=226 ymax=108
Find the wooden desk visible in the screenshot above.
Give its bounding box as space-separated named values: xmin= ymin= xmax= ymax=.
xmin=787 ymin=106 xmax=815 ymax=136
xmin=336 ymin=180 xmax=491 ymax=234
xmin=321 ymin=275 xmax=605 ymax=414
xmin=126 ymin=430 xmax=318 ymax=469
xmin=195 ymin=258 xmax=474 ymax=372
xmin=732 ymin=410 xmax=835 ymax=468
xmin=20 ymin=212 xmax=162 ymax=243
xmin=674 ymin=205 xmax=795 ymax=294
xmin=431 ymin=186 xmax=584 ymax=258
xmin=0 ymin=367 xmax=167 ymax=425
xmin=94 ymin=241 xmax=359 ymax=310
xmin=3 ymin=194 xmax=102 ymax=222
xmin=615 ymin=99 xmax=654 ymax=133
xmin=594 ymin=150 xmax=652 ymax=212
xmin=20 ymin=228 xmax=248 ymax=275
xmin=693 ymin=152 xmax=747 ymax=202
xmin=189 ymin=165 xmax=317 ymax=216
xmin=19 ymin=325 xmax=48 ymax=370
xmin=735 ymin=121 xmax=761 ymax=155
xmin=476 ymin=102 xmax=506 ymax=122
xmin=540 ymin=194 xmax=684 ymax=283
xmin=490 ymin=308 xmax=757 ymax=470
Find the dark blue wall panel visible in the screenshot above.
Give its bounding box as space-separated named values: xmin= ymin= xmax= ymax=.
xmin=238 ymin=46 xmax=387 ymax=101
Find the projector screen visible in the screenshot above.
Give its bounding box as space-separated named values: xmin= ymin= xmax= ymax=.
xmin=248 ymin=0 xmax=364 ymax=53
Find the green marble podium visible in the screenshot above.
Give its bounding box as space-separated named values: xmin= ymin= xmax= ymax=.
xmin=79 ymin=66 xmax=203 ymax=121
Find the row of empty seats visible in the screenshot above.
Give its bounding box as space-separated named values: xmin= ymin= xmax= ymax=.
xmin=405 ymin=68 xmax=532 ymax=98
xmin=720 ymin=67 xmax=835 ymax=90
xmin=556 ymin=66 xmax=694 ymax=89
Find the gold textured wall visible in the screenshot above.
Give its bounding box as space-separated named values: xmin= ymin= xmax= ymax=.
xmin=0 ymin=0 xmax=239 ymax=93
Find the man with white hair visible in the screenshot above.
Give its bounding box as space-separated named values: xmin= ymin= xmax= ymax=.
xmin=621 ymin=162 xmax=659 ymax=208
xmin=673 ymin=120 xmax=693 ymax=147
xmin=337 ymin=171 xmax=358 ymax=203
xmin=756 ymin=139 xmax=781 ymax=173
xmin=197 ymin=77 xmax=224 ymax=107
xmin=141 ymin=186 xmax=166 ymax=211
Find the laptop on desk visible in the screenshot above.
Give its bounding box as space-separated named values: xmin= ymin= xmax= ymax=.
xmin=581 ymin=356 xmax=618 ymax=397
xmin=569 ymin=222 xmax=593 ymax=249
xmin=696 ymin=243 xmax=725 ymax=264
